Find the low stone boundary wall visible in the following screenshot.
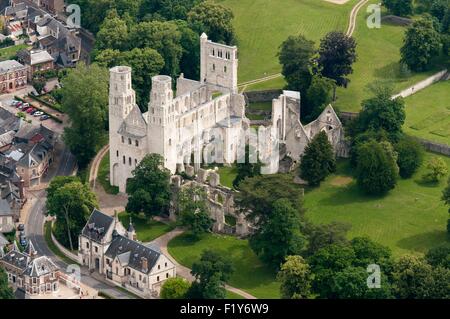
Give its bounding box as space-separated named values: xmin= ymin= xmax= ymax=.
xmin=391 ymin=69 xmax=448 ymax=100
xmin=415 ymin=138 xmax=450 ymax=157
xmin=50 ymin=226 xmax=80 ymax=263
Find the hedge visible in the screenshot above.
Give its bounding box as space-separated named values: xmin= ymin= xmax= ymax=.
xmin=14 ymin=95 xmax=63 ymax=123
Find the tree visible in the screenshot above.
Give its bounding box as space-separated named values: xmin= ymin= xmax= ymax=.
xmin=305 ymin=221 xmax=351 ymax=256
xmin=353 ymin=86 xmax=406 ymax=141
xmin=160 ymin=277 xmax=191 ymax=299
xmin=187 ymin=1 xmax=235 ymax=44
xmin=305 ymin=75 xmax=336 ymax=121
xmin=250 ymin=199 xmax=307 ymax=269
xmin=126 ymin=154 xmax=171 ymax=218
xmin=277 ymin=256 xmax=313 ymax=299
xmin=350 ymin=237 xmax=393 ymax=271
xmin=442 ymin=177 xmax=450 ymax=233
xmin=382 ymin=0 xmax=413 ymax=17
xmin=61 ymin=63 xmax=109 ymax=168
xmin=425 ymin=246 xmax=450 ymax=269
xmin=94 ymin=10 xmax=129 ymax=53
xmin=139 ymin=0 xmax=202 ymax=21
xmin=131 ymin=21 xmax=182 ymax=78
xmin=175 ymin=20 xmax=201 ymax=80
xmin=0 ymin=266 xmax=14 ymax=299
xmin=233 ymin=144 xmax=262 ymax=189
xmin=392 ymin=255 xmax=445 ymax=298
xmin=317 ymin=31 xmax=357 ymax=91
xmin=356 ymin=140 xmax=399 ymax=195
xmin=234 ymin=174 xmax=304 ymax=227
xmin=178 ymin=185 xmax=214 ymax=236
xmin=278 ymin=34 xmax=315 ymax=102
xmin=188 ymin=250 xmax=234 ymax=299
xmin=401 ymin=17 xmax=442 ymax=71
xmin=422 ymin=157 xmax=448 ymax=183
xmin=299 ymin=131 xmax=336 ymax=186
xmin=46 ymin=180 xmax=98 ymax=250
xmin=394 ymin=136 xmax=424 ymax=178
xmin=32 ymin=76 xmax=46 ymax=94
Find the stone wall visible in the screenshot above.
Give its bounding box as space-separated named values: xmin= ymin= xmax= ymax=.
xmin=50 ymin=224 xmax=81 ymax=264
xmin=244 ymin=89 xmax=282 ymax=103
xmin=416 ymin=138 xmax=450 ymax=157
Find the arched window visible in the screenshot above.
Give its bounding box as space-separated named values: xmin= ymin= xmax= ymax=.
xmin=116 ymin=150 xmax=119 ymax=157
xmin=135 ymin=140 xmax=139 ymax=147
xmin=128 ymin=138 xmax=131 ymax=145
xmin=135 ymin=159 xmax=137 ymax=165
xmin=129 ymin=157 xmax=132 ymax=166
xmin=121 ymin=136 xmax=124 ymax=143
xmin=123 ymin=156 xmax=125 ymax=164
xmin=224 ymin=66 xmax=227 ymax=73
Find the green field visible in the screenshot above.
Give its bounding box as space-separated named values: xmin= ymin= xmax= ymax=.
xmin=403 ymin=81 xmax=450 ymax=146
xmin=168 ymin=232 xmax=280 ymax=298
xmin=334 ymin=1 xmax=446 ymax=111
xmin=219 ymin=0 xmax=356 ymax=83
xmin=98 ymin=153 xmax=119 ymax=194
xmin=118 ymin=212 xmax=175 ymax=242
xmin=0 ymin=44 xmax=28 ymax=61
xmin=217 ymin=165 xmax=238 ymax=188
xmin=304 ymin=153 xmax=450 ymax=257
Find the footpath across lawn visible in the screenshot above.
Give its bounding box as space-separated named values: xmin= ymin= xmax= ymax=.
xmin=304 ymin=153 xmax=450 ymax=257
xmin=168 ymin=232 xmax=280 ymax=298
xmin=119 ymin=212 xmax=175 ymax=242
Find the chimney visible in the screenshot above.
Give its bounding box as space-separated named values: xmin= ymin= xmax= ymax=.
xmin=141 ymin=257 xmax=148 ymax=273
xmin=19 ymin=179 xmax=25 ymax=199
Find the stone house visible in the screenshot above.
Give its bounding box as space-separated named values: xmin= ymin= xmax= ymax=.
xmin=17 ymin=48 xmax=54 ymax=79
xmin=78 ymin=209 xmax=176 ymax=298
xmin=0 ymin=60 xmax=28 ymax=93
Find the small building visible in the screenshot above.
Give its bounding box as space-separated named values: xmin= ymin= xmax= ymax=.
xmin=40 ymin=0 xmax=65 ymax=15
xmin=0 ymin=198 xmax=15 ymax=233
xmin=78 ymin=209 xmax=176 ymax=298
xmin=0 ymin=60 xmax=28 ymax=93
xmin=17 ymin=49 xmax=54 ymax=79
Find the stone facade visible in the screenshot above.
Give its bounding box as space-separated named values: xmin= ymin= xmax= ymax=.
xmin=108 ymin=33 xmax=346 ymax=193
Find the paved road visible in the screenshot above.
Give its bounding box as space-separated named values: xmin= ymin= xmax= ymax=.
xmin=24 ymin=145 xmax=133 ymax=299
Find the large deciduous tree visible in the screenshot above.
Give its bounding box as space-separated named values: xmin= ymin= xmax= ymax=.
xmin=178 ymin=186 xmax=214 ymax=237
xmin=352 ymin=86 xmax=406 ymax=142
xmin=277 ymin=256 xmax=313 ymax=299
xmin=299 ymin=131 xmax=336 ymax=187
xmin=250 ymin=199 xmax=307 ymax=269
xmin=46 ymin=178 xmax=98 ymax=250
xmin=355 ymin=140 xmax=399 ymax=195
xmin=401 ymin=17 xmax=442 ymax=71
xmin=317 ymin=31 xmax=357 ymax=90
xmin=422 ymin=157 xmax=448 ymax=183
xmin=140 ymin=0 xmax=202 ymax=21
xmin=160 ymin=277 xmax=191 ymax=299
xmin=278 ymin=35 xmax=315 ymax=99
xmin=94 ymin=10 xmax=129 ymax=53
xmin=233 ymin=145 xmax=263 ymax=189
xmin=305 ymin=75 xmax=336 ymax=121
xmin=61 ymin=63 xmax=109 ymax=168
xmin=126 ymin=154 xmax=171 ymax=218
xmin=187 ymin=1 xmax=236 ymax=44
xmin=382 ymin=0 xmax=413 ymax=17
xmin=187 ymin=250 xmax=234 ymax=299
xmin=394 ymin=136 xmax=424 ymax=178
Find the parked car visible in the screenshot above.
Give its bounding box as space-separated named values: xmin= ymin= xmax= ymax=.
xmin=40 ymin=115 xmax=50 ymax=121
xmin=22 ymin=102 xmax=29 ymax=108
xmin=33 ymin=111 xmax=44 ymax=117
xmin=17 ymin=224 xmax=25 ymax=232
xmin=19 ymin=234 xmax=27 ymax=247
xmin=29 ymin=109 xmax=38 ymax=115
xmin=11 ymin=100 xmax=18 ymax=106
xmin=26 ymin=108 xmax=35 ymax=113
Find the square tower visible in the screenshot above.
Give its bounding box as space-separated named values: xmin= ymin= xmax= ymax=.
xmin=200 ymin=33 xmax=238 ymax=93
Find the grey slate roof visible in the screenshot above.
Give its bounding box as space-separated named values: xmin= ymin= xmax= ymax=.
xmin=82 ymin=208 xmax=115 ymax=243
xmin=23 ymin=255 xmax=58 ymax=277
xmin=0 ymin=198 xmax=13 ymax=216
xmin=0 ymin=60 xmax=26 ymax=73
xmin=1 ymin=250 xmax=30 ymax=271
xmin=105 ymin=235 xmax=161 ymax=275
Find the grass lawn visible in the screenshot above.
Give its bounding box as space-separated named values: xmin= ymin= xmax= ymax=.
xmin=304 ymin=153 xmax=450 ymax=257
xmin=334 ymin=1 xmax=447 ymax=112
xmin=247 ymin=113 xmax=265 ymax=120
xmin=248 ymin=102 xmax=272 ymax=111
xmin=243 ymin=76 xmax=287 ymax=92
xmin=0 ymin=44 xmax=28 ymax=60
xmin=98 ymin=153 xmax=119 ymax=194
xmin=118 ymin=212 xmax=175 ymax=242
xmin=219 ymin=0 xmax=356 ymax=83
xmin=168 ymin=232 xmax=280 ymax=298
xmin=226 ymin=290 xmax=245 ymax=299
xmin=403 ymin=81 xmax=450 ymax=146
xmin=217 ymin=165 xmax=238 ymax=188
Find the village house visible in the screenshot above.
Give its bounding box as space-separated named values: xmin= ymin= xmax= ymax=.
xmin=78 ymin=209 xmax=176 ymax=298
xmin=17 ymin=48 xmax=54 ymax=79
xmin=0 ymin=60 xmax=28 ymax=93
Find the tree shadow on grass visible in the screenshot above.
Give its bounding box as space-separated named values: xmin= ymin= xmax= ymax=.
xmin=413 ymin=178 xmax=445 ymax=189
xmin=396 ymin=230 xmax=450 ymax=254
xmin=315 ymin=183 xmax=389 ymax=207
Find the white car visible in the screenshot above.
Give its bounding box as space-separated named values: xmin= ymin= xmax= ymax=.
xmin=33 ymin=111 xmax=44 ymax=117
